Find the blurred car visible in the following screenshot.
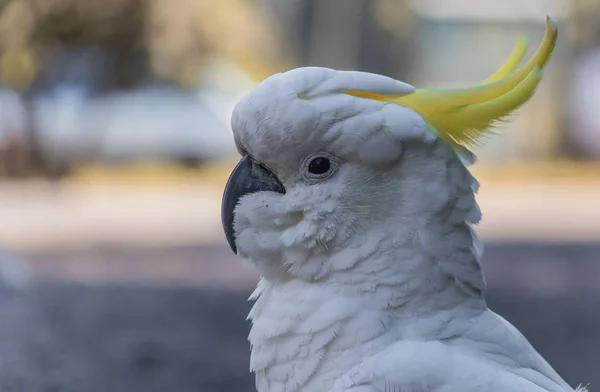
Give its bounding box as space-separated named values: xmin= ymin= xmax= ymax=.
xmin=22 ymin=46 xmax=238 ymax=169
xmin=32 ymin=85 xmax=238 ymax=167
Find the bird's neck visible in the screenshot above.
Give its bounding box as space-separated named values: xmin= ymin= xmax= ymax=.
xmin=310 ymin=189 xmax=488 ymax=306
xmin=247 ymin=218 xmax=487 ymax=392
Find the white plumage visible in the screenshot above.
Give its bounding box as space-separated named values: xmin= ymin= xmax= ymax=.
xmin=226 ymin=64 xmax=587 ymax=392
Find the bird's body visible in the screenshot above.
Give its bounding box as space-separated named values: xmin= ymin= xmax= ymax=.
xmin=220 ymin=18 xmax=588 ymax=392
xmin=249 ymin=282 xmax=574 ymax=392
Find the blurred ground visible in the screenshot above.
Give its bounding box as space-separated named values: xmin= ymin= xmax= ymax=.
xmin=13 ymin=242 xmax=600 ymax=293
xmin=0 ymin=281 xmax=596 ymax=392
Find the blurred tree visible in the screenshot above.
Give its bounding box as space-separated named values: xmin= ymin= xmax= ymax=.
xmin=0 ymin=46 xmax=37 ymax=90
xmin=362 ymin=0 xmax=416 ymax=79
xmin=371 ymin=0 xmax=415 ymax=39
xmin=147 ymin=0 xmax=291 ymax=86
xmin=265 ymin=0 xmax=415 ymax=80
xmin=261 ymin=0 xmax=313 ymax=63
xmin=0 ymin=0 xmax=148 ymax=90
xmin=0 ymin=0 xmax=292 ymax=178
xmin=0 ymin=0 xmax=290 ymax=90
xmin=0 ymin=0 xmax=149 ymax=179
xmin=305 ymin=0 xmax=365 ymax=70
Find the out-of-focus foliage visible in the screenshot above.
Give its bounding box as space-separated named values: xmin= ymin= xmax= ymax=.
xmin=0 ymin=0 xmax=290 ymax=89
xmin=0 ymin=47 xmax=37 ymax=89
xmin=0 ymin=0 xmax=148 ymax=89
xmin=372 ymin=0 xmax=415 ymax=39
xmin=1 ymin=0 xmax=600 ymax=173
xmin=147 ymin=0 xmax=291 ymax=86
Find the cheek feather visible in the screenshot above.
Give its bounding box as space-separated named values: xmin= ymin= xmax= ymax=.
xmin=234 ymin=189 xmax=344 ymax=265
xmin=281 ymin=220 xmax=319 ymax=248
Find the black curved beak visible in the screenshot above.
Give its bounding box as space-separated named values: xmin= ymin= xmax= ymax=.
xmin=221 ymin=155 xmax=285 ymax=254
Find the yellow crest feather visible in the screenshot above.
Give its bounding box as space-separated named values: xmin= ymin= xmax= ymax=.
xmin=343 ymin=17 xmax=558 ymax=148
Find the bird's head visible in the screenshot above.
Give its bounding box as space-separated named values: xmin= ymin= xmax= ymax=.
xmin=222 ymin=18 xmax=557 ymax=282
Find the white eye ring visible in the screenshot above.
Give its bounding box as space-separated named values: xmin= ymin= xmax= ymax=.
xmin=301 ymin=152 xmax=339 ymax=182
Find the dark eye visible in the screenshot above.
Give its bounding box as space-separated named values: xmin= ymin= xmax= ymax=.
xmin=308 ymin=157 xmax=331 ymax=175
xmin=302 ymin=152 xmax=338 ymax=181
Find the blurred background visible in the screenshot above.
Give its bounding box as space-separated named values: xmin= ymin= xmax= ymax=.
xmin=0 ymin=0 xmax=598 ymax=391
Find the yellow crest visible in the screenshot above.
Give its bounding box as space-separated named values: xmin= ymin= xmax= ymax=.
xmin=343 ymin=17 xmax=558 ymax=149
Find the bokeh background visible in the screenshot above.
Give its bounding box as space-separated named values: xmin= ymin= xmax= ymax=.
xmin=0 ymin=0 xmax=598 ymax=391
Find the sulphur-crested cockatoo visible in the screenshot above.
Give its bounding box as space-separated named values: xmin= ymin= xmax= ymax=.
xmin=221 ymin=17 xmax=588 ymax=392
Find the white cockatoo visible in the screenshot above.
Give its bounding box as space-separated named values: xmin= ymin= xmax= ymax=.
xmin=221 ymin=18 xmax=588 ymax=392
